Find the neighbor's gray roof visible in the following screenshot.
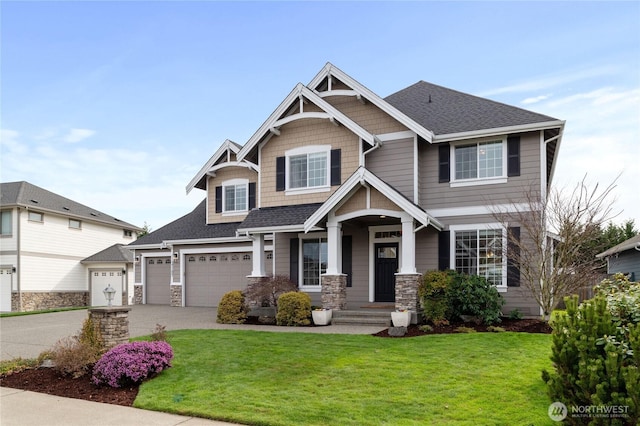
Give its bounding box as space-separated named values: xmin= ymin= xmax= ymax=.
xmin=81 ymin=244 xmax=133 ymax=263
xmin=596 ymin=234 xmax=640 ymax=258
xmin=237 ymin=203 xmax=323 ymax=231
xmin=130 ymin=199 xmax=241 ymax=246
xmin=0 ymin=181 xmax=141 ymax=230
xmin=385 ymin=81 xmax=560 ymax=136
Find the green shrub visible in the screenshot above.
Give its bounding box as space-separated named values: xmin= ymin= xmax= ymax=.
xmin=419 ymin=324 xmax=433 ymax=333
xmin=508 ymin=309 xmax=523 ymax=320
xmin=0 ymin=357 xmax=39 ymax=375
xmin=418 ymin=270 xmax=454 ymax=325
xmin=454 ymin=326 xmax=477 ymax=334
xmin=541 ymin=295 xmax=640 ymax=424
xmin=595 ymin=273 xmax=640 ymax=327
xmin=486 ymin=326 xmax=505 ymax=333
xmin=78 ymin=317 xmax=104 ymax=353
xmin=448 ymin=274 xmax=504 ymax=325
xmin=216 ymin=290 xmax=248 ymax=324
xmin=276 ymin=292 xmax=311 ymax=326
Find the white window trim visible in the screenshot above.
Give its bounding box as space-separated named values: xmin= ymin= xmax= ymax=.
xmin=450 ymin=137 xmax=507 ymax=187
xmin=297 ymin=232 xmax=327 ymax=292
xmin=285 ymin=145 xmax=331 ymax=195
xmin=69 ymin=219 xmax=82 ymax=230
xmin=0 ymin=210 xmax=12 ymax=236
xmin=449 ymin=223 xmax=508 ymax=292
xmin=222 ymin=178 xmax=249 ymax=216
xmin=28 ymin=211 xmax=44 ymax=223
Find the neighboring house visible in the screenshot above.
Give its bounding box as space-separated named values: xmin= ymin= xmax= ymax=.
xmin=0 ymin=181 xmax=141 ymax=311
xmin=130 ymin=63 xmax=565 ymax=318
xmin=596 ymin=234 xmax=640 ymax=281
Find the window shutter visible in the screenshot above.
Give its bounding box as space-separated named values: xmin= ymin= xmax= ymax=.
xmin=215 ymin=186 xmax=222 ymax=213
xmin=438 ymin=144 xmax=450 ymax=183
xmin=330 ymin=149 xmax=341 ymax=186
xmin=507 ymin=226 xmax=520 ymax=287
xmin=289 ymin=238 xmax=299 ymax=285
xmin=276 ymin=156 xmax=285 ymax=191
xmin=507 ymin=136 xmax=520 ymax=177
xmin=342 ymin=235 xmax=352 ymax=287
xmin=438 ymin=230 xmax=450 ymax=271
xmin=248 ymin=182 xmax=256 ymax=210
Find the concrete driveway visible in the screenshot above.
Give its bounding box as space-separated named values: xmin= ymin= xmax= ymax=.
xmin=1 ymin=305 xmax=385 ymax=361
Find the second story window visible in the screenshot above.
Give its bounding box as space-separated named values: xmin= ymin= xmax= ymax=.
xmin=276 ymin=145 xmax=340 ymax=194
xmin=1 ymin=210 xmax=12 ymax=236
xmin=224 ymin=183 xmax=247 ymax=212
xmin=28 ymin=211 xmax=43 ymax=223
xmin=454 ymin=140 xmax=504 ymax=180
xmin=69 ymin=219 xmax=81 ymax=229
xmin=289 ymin=151 xmax=327 ymax=189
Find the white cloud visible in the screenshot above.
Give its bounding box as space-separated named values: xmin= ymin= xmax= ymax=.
xmin=521 ymin=95 xmax=549 ymax=105
xmin=63 ymin=128 xmax=96 ymax=143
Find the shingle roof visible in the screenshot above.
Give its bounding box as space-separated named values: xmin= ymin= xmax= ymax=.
xmin=81 ymin=244 xmax=133 ymax=263
xmin=596 ymin=234 xmax=640 ymax=258
xmin=130 ymin=199 xmax=241 ymax=245
xmin=238 ymin=203 xmax=323 ymax=231
xmin=385 ymin=81 xmax=560 ymax=136
xmin=0 ymin=181 xmax=141 ymax=230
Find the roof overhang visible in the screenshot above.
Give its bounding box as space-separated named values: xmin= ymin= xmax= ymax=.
xmin=304 ymin=167 xmax=444 ymax=232
xmin=597 ymin=235 xmax=640 ymax=258
xmin=432 ymin=120 xmax=566 ymax=143
xmin=236 ymin=224 xmax=323 ymax=235
xmin=186 ymin=139 xmax=245 ymax=194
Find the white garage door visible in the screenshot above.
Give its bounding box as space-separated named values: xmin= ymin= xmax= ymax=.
xmin=0 ymin=268 xmax=13 ymax=312
xmin=90 ymin=270 xmax=123 ymax=307
xmin=185 ymin=252 xmax=272 ymax=307
xmin=146 ymin=257 xmax=171 ymax=304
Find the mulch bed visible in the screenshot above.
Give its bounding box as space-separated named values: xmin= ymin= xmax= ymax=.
xmin=0 ymin=318 xmax=550 ymax=407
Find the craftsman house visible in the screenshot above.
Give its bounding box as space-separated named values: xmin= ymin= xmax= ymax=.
xmin=0 ymin=181 xmax=141 ymax=311
xmin=130 ymin=63 xmax=564 ymax=318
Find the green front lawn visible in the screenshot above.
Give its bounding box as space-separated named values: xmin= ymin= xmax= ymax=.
xmin=135 ymin=330 xmax=554 ymax=426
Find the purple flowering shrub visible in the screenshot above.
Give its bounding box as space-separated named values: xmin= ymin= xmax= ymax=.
xmin=91 ymin=341 xmax=173 ymax=388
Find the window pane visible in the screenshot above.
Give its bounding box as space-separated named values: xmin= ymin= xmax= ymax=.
xmin=302 ymin=238 xmax=327 ymax=286
xmin=225 ymin=186 xmax=236 ymax=210
xmin=1 ymin=211 xmax=11 ymax=235
xmin=28 ymin=212 xmax=43 ymax=222
xmin=479 ymin=230 xmax=503 ymax=286
xmin=455 ymin=145 xmax=477 ymax=180
xmin=455 ymin=231 xmax=477 ymax=275
xmin=69 ymin=219 xmax=81 ymax=229
xmin=235 ymin=185 xmax=246 ymax=210
xmin=478 ymin=141 xmax=502 ymax=178
xmin=307 ymin=152 xmax=327 ymax=187
xmin=290 ymin=155 xmax=307 ymax=188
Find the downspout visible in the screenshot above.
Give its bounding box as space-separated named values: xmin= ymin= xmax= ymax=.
xmin=362 ymin=137 xmax=382 ymax=164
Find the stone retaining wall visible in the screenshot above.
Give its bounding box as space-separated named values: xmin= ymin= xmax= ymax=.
xmin=13 ymin=291 xmax=89 ymax=312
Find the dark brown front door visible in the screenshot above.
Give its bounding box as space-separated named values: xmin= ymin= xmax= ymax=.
xmin=375 ymin=243 xmax=398 ymax=302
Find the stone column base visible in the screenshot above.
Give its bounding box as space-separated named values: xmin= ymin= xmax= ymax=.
xmin=395 ymin=273 xmax=422 ymax=315
xmin=89 ymin=307 xmax=131 ymax=349
xmin=133 ymin=285 xmax=143 ymax=305
xmin=170 ymin=285 xmax=182 ymax=307
xmin=321 ymin=274 xmax=347 ymax=310
xmin=245 ymin=276 xmax=266 ymax=308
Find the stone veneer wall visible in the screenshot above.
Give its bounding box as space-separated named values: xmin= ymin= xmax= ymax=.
xmin=14 ymin=291 xmax=89 ymax=312
xmin=88 ymin=307 xmax=130 ymax=349
xmin=395 ymin=273 xmax=422 ymax=323
xmin=245 ymin=276 xmax=265 ymax=307
xmin=321 ymin=274 xmax=347 ymax=310
xmin=170 ymin=285 xmax=182 ymax=307
xmin=133 ymin=285 xmax=143 ymax=305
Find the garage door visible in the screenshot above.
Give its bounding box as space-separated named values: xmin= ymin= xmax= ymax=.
xmin=146 ymin=257 xmax=171 ymax=304
xmin=90 ymin=270 xmax=123 ymax=307
xmin=185 ymin=252 xmax=272 ymax=307
xmin=0 ymin=268 xmax=13 ymax=312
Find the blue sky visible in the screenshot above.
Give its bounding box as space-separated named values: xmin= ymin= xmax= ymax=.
xmin=2 ymin=1 xmax=639 ymax=231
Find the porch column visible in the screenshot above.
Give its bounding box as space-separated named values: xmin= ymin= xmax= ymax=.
xmin=325 ymin=221 xmax=342 ymax=275
xmin=400 ymin=215 xmax=416 ymax=274
xmin=250 ymin=233 xmax=266 ymax=277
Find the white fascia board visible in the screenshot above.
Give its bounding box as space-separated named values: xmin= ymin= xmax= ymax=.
xmin=126 ymin=243 xmax=164 ymax=250
xmin=186 ymin=139 xmax=241 ymax=194
xmin=308 ymin=63 xmax=434 ymax=143
xmin=237 ymin=224 xmax=323 ymax=234
xmin=209 ymin=161 xmax=259 ymax=174
xmin=433 ymin=120 xmax=565 ymax=143
xmin=163 ymin=236 xmax=252 ymax=246
xmin=273 ymin=111 xmax=331 ymax=127
xmin=546 ymin=121 xmax=565 ymax=185
xmin=19 ymin=205 xmax=142 ymax=232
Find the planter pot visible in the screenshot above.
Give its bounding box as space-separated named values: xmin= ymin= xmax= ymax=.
xmin=391 ymin=311 xmax=411 ymax=327
xmin=312 ymin=309 xmax=332 ymax=326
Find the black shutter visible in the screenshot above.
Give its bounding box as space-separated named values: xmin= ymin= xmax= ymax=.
xmin=507 ymin=136 xmax=520 ymax=177
xmin=507 ymin=226 xmax=520 ymax=287
xmin=330 ymin=149 xmax=341 ymax=186
xmin=248 ymin=182 xmax=256 ymax=210
xmin=215 ymin=186 xmax=222 ymax=213
xmin=438 ymin=230 xmax=450 ymax=271
xmin=276 ymin=156 xmax=285 ymax=191
xmin=438 ymin=144 xmax=450 ymax=183
xmin=342 ymin=235 xmax=352 ymax=287
xmin=289 ymin=238 xmax=299 ymax=285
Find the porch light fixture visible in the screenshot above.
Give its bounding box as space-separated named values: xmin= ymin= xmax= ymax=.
xmin=173 ymin=252 xmax=178 ymax=259
xmin=103 ymin=284 xmax=116 ymax=307
xmin=135 ymin=256 xmax=140 ymax=263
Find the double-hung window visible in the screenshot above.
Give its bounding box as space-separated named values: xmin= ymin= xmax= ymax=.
xmin=222 ymin=179 xmax=248 ymax=213
xmin=1 ymin=211 xmax=12 ymax=236
xmin=301 ymin=237 xmax=327 ymax=288
xmin=451 ymin=224 xmax=506 ymax=289
xmin=454 ymin=140 xmax=504 ymax=181
xmin=290 ymin=152 xmax=327 ymax=189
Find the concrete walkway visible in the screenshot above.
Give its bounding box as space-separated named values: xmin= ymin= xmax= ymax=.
xmin=1 ymin=305 xmax=386 ymax=425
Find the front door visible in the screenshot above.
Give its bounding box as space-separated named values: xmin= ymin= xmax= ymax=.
xmin=375 ymin=243 xmax=398 ymax=302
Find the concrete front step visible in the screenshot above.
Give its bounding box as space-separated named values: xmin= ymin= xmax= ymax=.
xmin=332 ymin=310 xmax=392 ymax=326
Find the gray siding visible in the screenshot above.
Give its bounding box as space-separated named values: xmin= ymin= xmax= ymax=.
xmin=344 ymin=224 xmax=369 ymax=305
xmin=420 ymin=131 xmax=542 ymax=210
xmin=415 ymin=227 xmax=439 ymax=273
xmin=366 ymin=137 xmax=415 ymax=202
xmin=608 ymin=250 xmax=640 ymax=281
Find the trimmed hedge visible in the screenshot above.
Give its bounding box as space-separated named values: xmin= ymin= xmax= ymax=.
xmin=217 ymin=290 xmax=249 ymax=324
xmin=276 ymin=292 xmax=311 ymax=326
